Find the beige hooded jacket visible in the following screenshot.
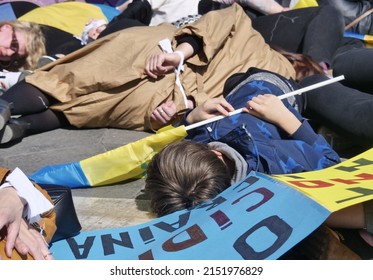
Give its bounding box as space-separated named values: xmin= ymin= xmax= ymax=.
xmin=26 ymin=4 xmax=295 ymax=131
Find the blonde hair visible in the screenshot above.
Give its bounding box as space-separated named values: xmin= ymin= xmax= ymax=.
xmin=0 ymin=21 xmax=46 ymax=71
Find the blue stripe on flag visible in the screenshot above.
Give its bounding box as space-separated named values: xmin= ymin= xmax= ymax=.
xmin=30 ymin=162 xmax=91 ymax=188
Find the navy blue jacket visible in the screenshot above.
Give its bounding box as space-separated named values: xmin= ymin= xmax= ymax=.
xmin=181 ymin=70 xmax=341 ymax=175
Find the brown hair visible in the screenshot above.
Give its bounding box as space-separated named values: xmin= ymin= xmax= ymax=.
xmin=278 ymin=49 xmax=324 ymax=81
xmin=145 ymin=141 xmax=232 ymax=217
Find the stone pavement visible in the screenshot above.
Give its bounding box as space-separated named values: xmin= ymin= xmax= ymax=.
xmin=0 ymin=127 xmax=157 ymax=232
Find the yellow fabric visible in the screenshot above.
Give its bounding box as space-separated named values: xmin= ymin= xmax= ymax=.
xmin=80 ymin=125 xmax=187 ymax=186
xmin=18 ymin=2 xmax=108 ymax=36
xmin=292 ymin=0 xmax=318 ymax=9
xmin=273 ymin=148 xmax=373 ymax=212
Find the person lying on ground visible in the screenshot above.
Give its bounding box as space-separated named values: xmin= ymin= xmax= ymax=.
xmin=144 ymin=84 xmax=373 ymax=259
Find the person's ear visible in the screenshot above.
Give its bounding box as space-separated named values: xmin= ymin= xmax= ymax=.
xmin=211 ymin=149 xmax=223 ymax=157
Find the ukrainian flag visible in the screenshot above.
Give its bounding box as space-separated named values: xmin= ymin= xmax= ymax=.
xmin=30 ymin=126 xmax=187 ymax=188
xmin=344 ymin=31 xmax=373 ymax=47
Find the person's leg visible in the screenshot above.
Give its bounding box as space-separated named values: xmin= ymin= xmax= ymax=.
xmin=252 ymin=6 xmax=344 ymax=67
xmin=333 ymin=38 xmax=373 ymax=94
xmin=17 ymin=109 xmax=68 ymax=135
xmin=325 ymin=200 xmax=373 ymax=259
xmin=300 ymin=5 xmax=344 ymax=68
xmin=1 ymin=80 xmax=54 ymax=114
xmin=113 ymin=0 xmax=152 ymax=26
xmin=326 ymin=203 xmax=365 ymax=229
xmin=0 ymin=81 xmax=68 ymax=142
xmin=300 ymin=74 xmax=373 ymax=141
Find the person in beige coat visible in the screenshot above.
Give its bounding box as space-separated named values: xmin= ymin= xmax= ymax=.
xmin=0 ymin=4 xmax=295 ymax=144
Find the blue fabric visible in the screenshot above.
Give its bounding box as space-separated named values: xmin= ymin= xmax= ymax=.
xmin=0 ymin=3 xmax=16 ymax=21
xmin=93 ymin=3 xmax=120 ymax=22
xmin=30 ymin=162 xmax=90 ymax=188
xmin=185 ymin=71 xmax=341 ymax=175
xmin=344 ymin=31 xmax=365 ymax=41
xmin=50 ymin=171 xmax=330 ymax=260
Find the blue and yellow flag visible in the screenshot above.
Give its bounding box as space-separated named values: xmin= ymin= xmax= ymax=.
xmin=30 ymin=126 xmax=187 ymax=188
xmin=344 ymin=31 xmax=373 ymax=47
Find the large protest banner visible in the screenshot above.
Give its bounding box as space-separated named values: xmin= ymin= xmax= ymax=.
xmin=50 ymin=148 xmax=373 ymax=260
xmin=274 ymin=148 xmax=373 ymax=212
xmin=50 ymin=172 xmax=329 ymax=260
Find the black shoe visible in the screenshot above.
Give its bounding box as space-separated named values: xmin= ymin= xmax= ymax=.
xmin=0 ymin=118 xmax=30 ymax=144
xmin=0 ymin=99 xmax=12 ymax=131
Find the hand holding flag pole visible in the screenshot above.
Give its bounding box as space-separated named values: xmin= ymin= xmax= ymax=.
xmin=186 ymin=75 xmax=344 ymax=130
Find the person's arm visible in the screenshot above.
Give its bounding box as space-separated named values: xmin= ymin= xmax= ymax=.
xmin=245 ymin=94 xmax=301 ymax=135
xmin=246 ymin=94 xmax=341 ymax=167
xmin=146 ymin=35 xmax=203 ymax=127
xmin=184 ymin=94 xmax=301 ymax=134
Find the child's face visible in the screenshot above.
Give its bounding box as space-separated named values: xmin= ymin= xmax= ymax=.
xmin=88 ymin=24 xmax=107 ymax=40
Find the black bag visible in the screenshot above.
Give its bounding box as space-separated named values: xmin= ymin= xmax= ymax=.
xmin=41 ymin=184 xmax=82 ymax=243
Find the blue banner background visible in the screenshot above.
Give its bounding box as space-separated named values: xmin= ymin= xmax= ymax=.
xmin=51 ymin=172 xmax=330 ymax=260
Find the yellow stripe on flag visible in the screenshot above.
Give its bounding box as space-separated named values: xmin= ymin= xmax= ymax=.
xmin=80 ymin=125 xmax=187 ymax=186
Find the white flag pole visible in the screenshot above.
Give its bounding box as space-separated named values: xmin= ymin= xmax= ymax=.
xmin=186 ymin=75 xmax=344 ymax=131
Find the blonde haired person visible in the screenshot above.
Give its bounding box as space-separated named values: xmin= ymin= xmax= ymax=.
xmin=0 ymin=20 xmax=46 ymax=71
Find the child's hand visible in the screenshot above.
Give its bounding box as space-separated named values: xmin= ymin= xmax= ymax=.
xmin=244 ymin=94 xmax=301 ymax=135
xmin=186 ymin=98 xmax=234 ymax=124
